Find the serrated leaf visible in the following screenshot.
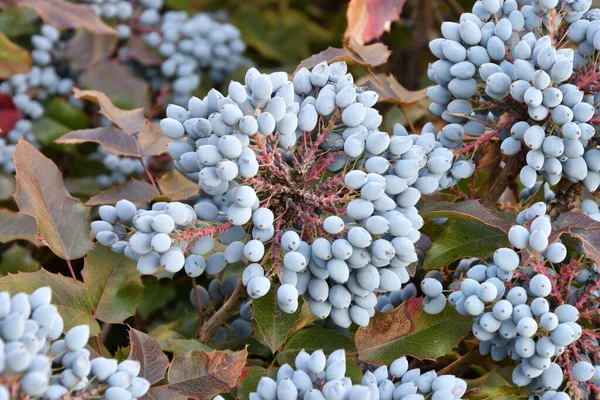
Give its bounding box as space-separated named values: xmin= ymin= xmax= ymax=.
xmin=419 ymin=200 xmax=512 ymax=232
xmin=81 ymin=245 xmax=143 ymax=323
xmin=56 ymin=126 xmax=140 ymax=156
xmin=345 ymin=0 xmax=407 ymax=45
xmin=0 ymin=31 xmax=31 ymax=79
xmin=169 ymin=339 xmax=213 ymax=356
xmin=85 ymin=179 xmax=159 ymax=207
xmin=0 ymin=209 xmax=40 ymax=245
xmin=128 ymin=328 xmax=170 ymax=385
xmin=0 ymin=269 xmax=100 ymax=335
xmin=156 ymin=169 xmax=199 ymax=201
xmin=251 ymin=290 xmax=305 ymax=353
xmin=278 ymin=326 xmax=356 ymax=365
xmin=466 ymin=371 xmax=527 ymax=400
xmin=355 ymin=298 xmax=471 ymax=363
xmin=0 ymin=0 xmax=115 ymax=34
xmin=167 ymin=349 xmax=247 ymax=399
xmin=145 ymin=388 xmax=186 ymax=400
xmin=64 ymin=28 xmax=118 ymax=70
xmin=13 ymin=140 xmax=92 ymax=260
xmin=423 ymin=219 xmax=510 ymax=269
xmin=363 ymin=74 xmax=428 ymax=107
xmin=556 ymin=212 xmax=600 ymax=265
xmin=0 ymin=245 xmax=39 ymax=275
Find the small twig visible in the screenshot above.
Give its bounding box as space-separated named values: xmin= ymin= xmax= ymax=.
xmin=192 ymin=278 xmax=205 ymax=337
xmin=66 ymin=259 xmax=78 ymax=284
xmin=197 ymin=279 xmax=248 ymax=343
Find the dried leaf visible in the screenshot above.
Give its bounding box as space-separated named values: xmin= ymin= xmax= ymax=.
xmin=0 ymin=209 xmax=40 ymax=245
xmin=363 ymin=74 xmax=429 ymax=107
xmin=145 ymin=388 xmax=186 ymax=400
xmin=0 ymin=0 xmax=115 ymax=35
xmin=167 ymin=349 xmax=248 ymax=399
xmin=157 ymin=170 xmax=199 ymax=202
xmin=13 ymin=139 xmax=92 ymax=260
xmin=128 ymin=328 xmax=170 ymax=385
xmin=0 ymin=31 xmax=31 ymax=79
xmin=126 ymin=35 xmax=162 ymax=67
xmin=85 ymin=179 xmax=159 ymax=207
xmin=356 ymin=298 xmax=471 ymax=363
xmin=56 ymin=126 xmax=139 ymax=156
xmin=64 ymin=28 xmax=118 ymax=70
xmin=294 ymin=38 xmax=390 ymax=73
xmin=556 ymin=212 xmax=600 ymax=265
xmin=345 ymin=0 xmax=407 ymax=45
xmin=77 ymin=61 xmax=150 ymax=111
xmin=74 ymin=88 xmax=146 ymax=134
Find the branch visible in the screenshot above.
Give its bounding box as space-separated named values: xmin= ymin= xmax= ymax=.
xmin=197 ymin=279 xmax=248 ymax=343
xmin=477 ymin=152 xmax=522 ymax=207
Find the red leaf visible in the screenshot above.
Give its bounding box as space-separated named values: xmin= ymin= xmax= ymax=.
xmin=128 ymin=328 xmax=170 ymax=385
xmin=345 ymin=0 xmax=407 ymax=45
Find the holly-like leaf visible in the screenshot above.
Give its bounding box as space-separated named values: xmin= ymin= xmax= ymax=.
xmin=64 ymin=28 xmax=118 ymax=70
xmin=78 ymin=61 xmax=150 ymax=110
xmin=0 ymin=209 xmax=40 ymax=245
xmin=556 ymin=212 xmax=600 ymax=265
xmin=0 ymin=269 xmax=100 ymax=335
xmin=345 ymin=0 xmax=407 ymax=45
xmin=128 ymin=328 xmax=170 ymax=385
xmin=278 ymin=327 xmax=356 ymax=365
xmin=56 ymin=126 xmax=140 ymax=156
xmin=73 ymin=88 xmax=146 ymax=133
xmin=0 ymin=93 xmax=22 ymax=134
xmin=0 ymin=173 xmax=15 ymax=200
xmin=169 ymin=339 xmax=213 ymax=357
xmin=419 ymin=200 xmax=513 ymax=232
xmin=251 ymin=290 xmax=305 ymax=353
xmin=126 ymin=35 xmax=163 ymax=66
xmin=355 ymin=298 xmax=471 ymax=363
xmin=85 ymin=179 xmax=160 ymax=207
xmin=294 ymin=37 xmax=390 ymax=73
xmin=0 ymin=31 xmax=31 ymax=79
xmin=13 ymin=139 xmax=92 ymax=260
xmin=466 ymin=371 xmax=527 ymax=400
xmin=145 ymin=388 xmax=186 ymax=400
xmin=0 ymin=245 xmax=39 ymax=275
xmin=81 ymin=245 xmax=143 ymax=323
xmin=32 ymin=116 xmax=72 ymax=145
xmin=156 ymin=170 xmax=199 ymax=202
xmin=363 ymin=74 xmax=428 ymax=107
xmin=167 ymin=349 xmax=248 ymax=399
xmin=423 ymin=219 xmax=510 ymax=269
xmin=45 ymin=98 xmax=90 ymax=130
xmin=0 ymin=0 xmax=115 ymax=35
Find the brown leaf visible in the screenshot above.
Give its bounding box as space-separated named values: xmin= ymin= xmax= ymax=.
xmin=363 ymin=74 xmax=429 ymax=107
xmin=0 ymin=0 xmax=115 ymax=35
xmin=294 ymin=38 xmax=390 ymax=74
xmin=0 ymin=31 xmax=31 ymax=79
xmin=167 ymin=349 xmax=247 ymax=400
xmin=157 ymin=169 xmax=198 ymax=201
xmin=55 ymin=126 xmax=139 ymax=156
xmin=64 ymin=28 xmax=118 ymax=70
xmin=138 ymin=122 xmax=170 ymax=157
xmin=74 ymin=88 xmax=146 ymax=134
xmin=345 ymin=0 xmax=407 ymax=45
xmin=0 ymin=209 xmax=41 ymax=246
xmin=126 ymin=35 xmax=162 ymax=67
xmin=128 ymin=328 xmax=170 ymax=385
xmin=13 ymin=139 xmax=92 ymax=260
xmin=85 ymin=179 xmax=159 ymax=207
xmin=556 ymin=212 xmax=600 ymax=265
xmin=77 ymin=61 xmax=150 ymax=111
xmin=145 ymin=388 xmax=186 ymax=400
xmin=355 ymin=298 xmax=471 ymax=362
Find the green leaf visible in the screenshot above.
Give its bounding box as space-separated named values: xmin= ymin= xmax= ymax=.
xmin=278 ymin=327 xmax=356 ymax=365
xmin=81 ymin=245 xmax=143 ymax=323
xmin=0 ymin=30 xmax=31 ymax=79
xmin=466 ymin=371 xmax=528 ymax=400
xmin=355 ymin=298 xmax=471 ymax=363
xmin=45 ymin=98 xmax=90 ymax=130
xmin=32 ymin=117 xmax=72 ymax=145
xmin=0 ymin=245 xmax=39 ymax=275
xmin=0 ymin=8 xmax=39 ymax=38
xmin=423 ymin=219 xmax=510 ymax=269
xmin=148 ymin=321 xmax=187 ymax=351
xmin=167 ymin=349 xmax=248 ymax=399
xmin=169 ymin=339 xmax=213 ymax=357
xmin=137 ymin=279 xmax=178 ymax=320
xmin=236 ymin=367 xmax=277 ymax=400
xmin=251 ymin=290 xmax=304 ymax=353
xmin=419 ymin=200 xmax=513 ymax=232
xmin=0 ymin=269 xmax=100 ymax=335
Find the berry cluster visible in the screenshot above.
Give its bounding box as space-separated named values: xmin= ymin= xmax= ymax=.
xmin=0 ymin=287 xmax=150 ymax=399
xmin=424 ymin=202 xmax=600 ymax=398
xmin=88 ymin=146 xmax=147 ymax=188
xmin=427 ymin=0 xmax=600 ymax=190
xmin=226 ymin=348 xmax=467 ymax=400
